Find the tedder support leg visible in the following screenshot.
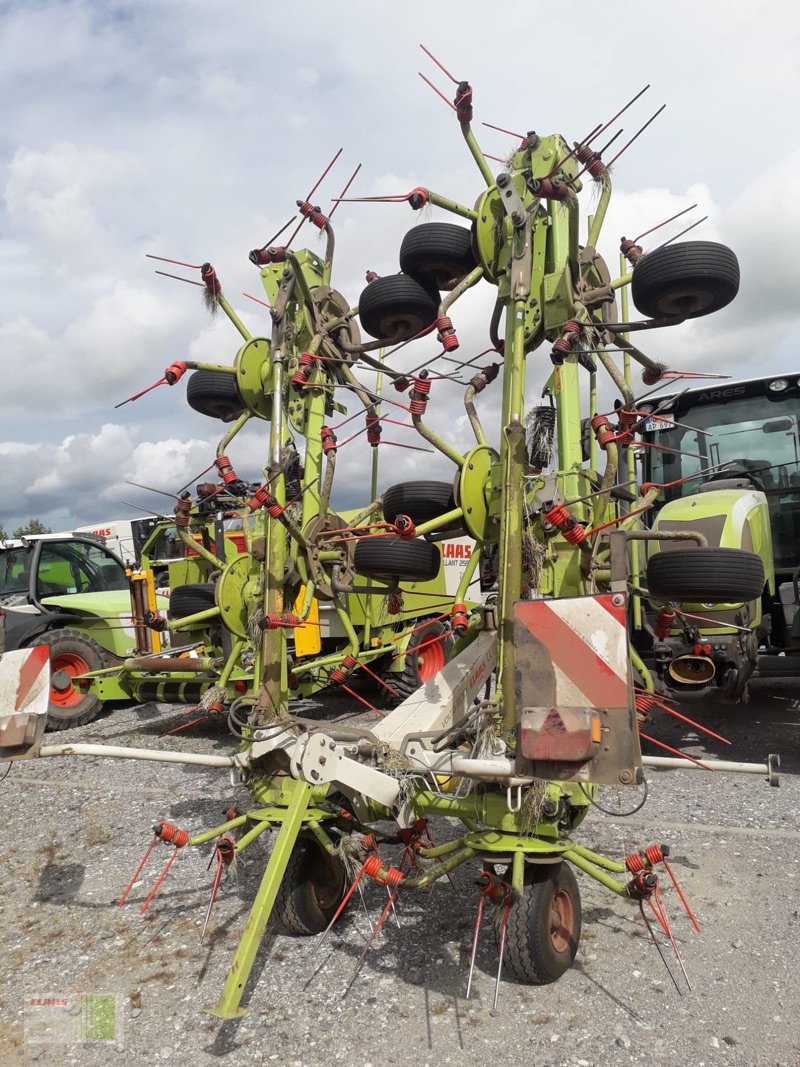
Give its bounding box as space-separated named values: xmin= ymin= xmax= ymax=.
xmin=204 ymin=780 xmax=313 ymax=1019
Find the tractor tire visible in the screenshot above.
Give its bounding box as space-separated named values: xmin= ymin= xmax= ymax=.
xmin=382 ymin=481 xmax=457 ymax=526
xmin=647 ymin=547 xmax=765 ymax=604
xmin=505 ymin=863 xmax=582 ymax=984
xmin=186 ymin=370 xmax=246 ymax=422
xmin=631 ymin=241 xmax=740 ymax=320
xmin=272 ymin=836 xmax=347 ymax=935
xmin=168 ymin=583 xmax=217 ymax=620
xmin=353 ymin=537 xmax=441 ymax=583
xmin=399 ymin=223 xmax=477 ymax=291
xmin=380 ymin=617 xmax=453 ymax=704
xmin=32 ymin=629 xmax=107 ymax=730
xmin=358 ymin=273 xmax=441 ymax=342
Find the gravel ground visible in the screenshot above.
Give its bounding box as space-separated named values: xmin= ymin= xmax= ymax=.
xmin=1 ymin=681 xmax=798 ymax=1067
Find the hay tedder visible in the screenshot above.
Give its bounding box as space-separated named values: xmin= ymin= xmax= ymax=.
xmin=0 ymin=51 xmax=780 ymax=1018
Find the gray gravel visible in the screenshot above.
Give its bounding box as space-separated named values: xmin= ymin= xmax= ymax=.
xmin=1 ymin=681 xmax=798 ymax=1067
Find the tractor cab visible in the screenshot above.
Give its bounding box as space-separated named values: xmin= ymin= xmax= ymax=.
xmin=0 ymin=535 xmax=129 ymax=650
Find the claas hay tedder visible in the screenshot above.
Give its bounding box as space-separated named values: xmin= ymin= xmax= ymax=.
xmin=0 ymin=49 xmax=780 ymax=1018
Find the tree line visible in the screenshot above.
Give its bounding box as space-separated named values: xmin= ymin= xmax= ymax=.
xmin=0 ymin=518 xmax=53 ymax=540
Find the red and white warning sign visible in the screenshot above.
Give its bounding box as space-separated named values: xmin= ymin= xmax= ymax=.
xmin=513 ymin=593 xmax=640 ymax=782
xmin=517 ymin=594 xmax=629 ymax=707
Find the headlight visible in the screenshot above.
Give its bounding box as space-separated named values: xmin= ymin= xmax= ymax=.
xmin=768 ymin=378 xmax=789 ymax=392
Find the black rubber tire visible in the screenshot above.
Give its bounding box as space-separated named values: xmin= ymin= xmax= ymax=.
xmin=186 ymin=370 xmax=245 ymax=422
xmin=358 ymin=274 xmax=441 ymax=342
xmin=647 ymin=547 xmax=765 ymax=603
xmin=32 ymin=629 xmax=107 ymax=730
xmin=505 ymin=863 xmax=582 ymax=984
xmin=399 ymin=223 xmax=477 ymax=291
xmin=382 ymin=481 xmax=457 ymax=525
xmin=272 ymin=836 xmax=347 ymax=935
xmin=168 ymin=583 xmax=217 ymax=620
xmin=631 ymin=241 xmax=740 ymax=320
xmin=353 ymin=537 xmax=441 ymax=583
xmin=380 ymin=617 xmax=453 ymax=704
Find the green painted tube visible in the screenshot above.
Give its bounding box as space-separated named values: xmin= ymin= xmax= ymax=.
xmin=561 ymin=848 xmax=627 ymax=895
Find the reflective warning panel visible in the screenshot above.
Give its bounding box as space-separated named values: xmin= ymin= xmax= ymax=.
xmin=513 ymin=593 xmax=642 ymax=785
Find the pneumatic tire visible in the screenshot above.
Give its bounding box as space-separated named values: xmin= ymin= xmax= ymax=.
xmin=380 ymin=617 xmax=453 ymax=705
xmin=382 ymin=481 xmax=457 ymax=526
xmin=647 ymin=547 xmax=764 ymax=603
xmin=399 ymin=223 xmax=477 ymax=291
xmin=358 ymin=274 xmax=441 ymax=342
xmin=353 ymin=537 xmax=441 ymax=583
xmin=272 ymin=836 xmax=347 ymax=935
xmin=32 ymin=629 xmax=107 ymax=730
xmin=505 ymin=863 xmax=582 ymax=985
xmin=186 ymin=370 xmax=246 ymax=422
xmin=168 ymin=583 xmax=217 ymax=620
xmin=631 ymin=241 xmax=740 ymax=320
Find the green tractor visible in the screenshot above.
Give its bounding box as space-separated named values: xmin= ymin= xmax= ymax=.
xmin=0 ymin=533 xmax=167 ymax=727
xmin=638 ymin=372 xmax=800 ymax=697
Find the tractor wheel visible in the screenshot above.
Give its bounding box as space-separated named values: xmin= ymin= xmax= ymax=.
xmin=186 ymin=370 xmax=246 ymax=422
xmin=647 ymin=547 xmax=765 ymax=603
xmin=631 ymin=241 xmax=740 ymax=320
xmin=380 ymin=617 xmax=453 ymax=704
xmin=168 ymin=583 xmax=217 ymax=620
xmin=358 ymin=273 xmax=441 ymax=342
xmin=505 ymin=863 xmax=582 ymax=984
xmin=353 ymin=537 xmax=441 ymax=583
xmin=382 ymin=481 xmax=457 ymax=526
xmin=32 ymin=629 xmax=107 ymax=730
xmin=272 ymin=836 xmax=347 ymax=935
xmin=399 ymin=223 xmax=477 ymax=291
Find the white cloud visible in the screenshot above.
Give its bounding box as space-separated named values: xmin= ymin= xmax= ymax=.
xmin=1 ymin=0 xmax=800 ymax=532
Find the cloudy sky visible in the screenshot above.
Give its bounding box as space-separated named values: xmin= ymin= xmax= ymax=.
xmin=2 ymin=0 xmax=799 ymax=535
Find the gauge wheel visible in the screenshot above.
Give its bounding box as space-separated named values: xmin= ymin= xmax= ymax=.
xmin=168 ymin=583 xmax=217 ymax=620
xmin=504 ymin=862 xmax=582 ymax=984
xmin=382 ymin=480 xmax=457 ymax=526
xmin=646 ymin=547 xmax=765 ymax=603
xmin=380 ymin=617 xmax=453 ymax=704
xmin=272 ymin=835 xmax=347 ymax=935
xmin=631 ymin=241 xmax=740 ymax=320
xmin=353 ymin=537 xmax=441 ymax=583
xmin=399 ymin=222 xmax=477 ymax=291
xmin=32 ymin=629 xmax=107 ymax=730
xmin=358 ymin=273 xmax=441 ymax=342
xmin=186 ymin=370 xmax=246 ymax=422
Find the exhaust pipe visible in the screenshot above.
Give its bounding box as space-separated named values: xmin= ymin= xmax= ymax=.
xmin=668 ymin=654 xmax=716 ymax=686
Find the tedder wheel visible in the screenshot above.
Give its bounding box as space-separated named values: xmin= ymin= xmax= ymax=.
xmin=358 ymin=273 xmax=441 ymax=342
xmin=631 ymin=241 xmax=740 ymax=320
xmin=168 ymin=583 xmax=217 ymax=620
xmin=272 ymin=835 xmax=347 ymax=935
xmin=186 ymin=370 xmax=246 ymax=422
xmin=381 ymin=617 xmax=453 ymax=704
xmin=32 ymin=629 xmax=107 ymax=730
xmin=646 ymin=547 xmax=765 ymax=604
xmin=398 ymin=222 xmax=477 ymax=291
xmin=505 ymin=863 xmax=582 ymax=984
xmin=353 ymin=537 xmax=441 ymax=583
xmin=382 ymin=480 xmax=457 ymax=526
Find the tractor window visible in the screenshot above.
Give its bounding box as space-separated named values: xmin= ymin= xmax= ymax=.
xmin=0 ymin=548 xmax=33 ymax=597
xmin=37 ymin=541 xmax=128 ymax=597
xmin=644 ymin=393 xmax=800 ymax=570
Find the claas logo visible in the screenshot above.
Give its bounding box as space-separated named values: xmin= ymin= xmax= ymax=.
xmin=441 ymin=542 xmax=472 ymax=559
